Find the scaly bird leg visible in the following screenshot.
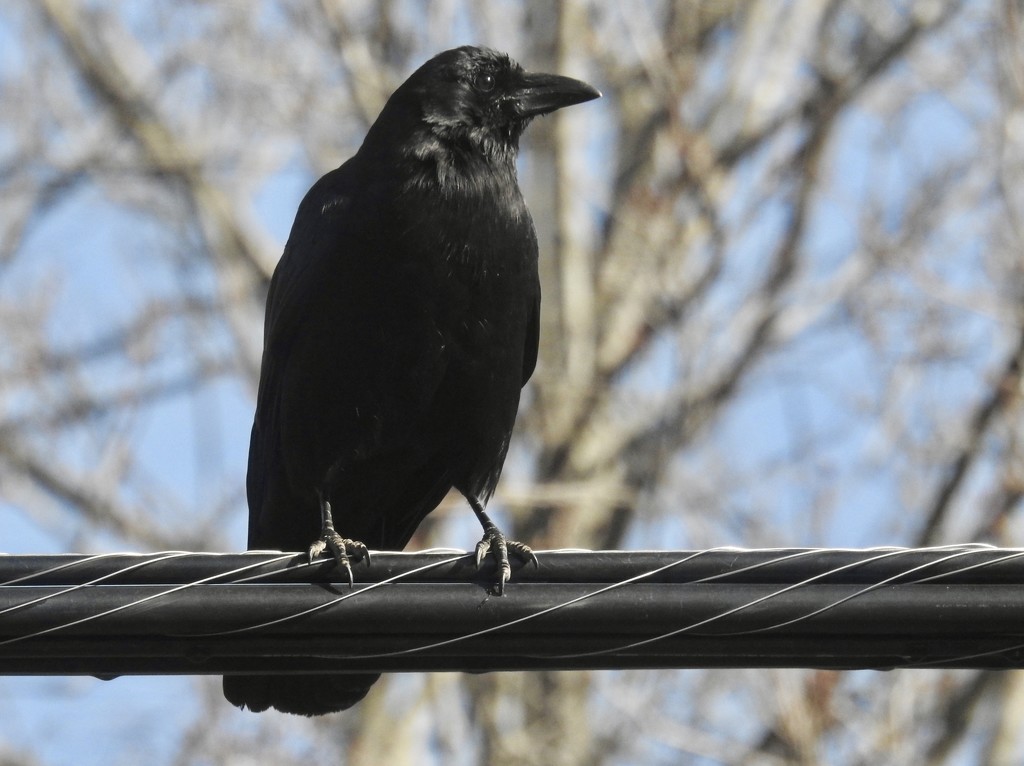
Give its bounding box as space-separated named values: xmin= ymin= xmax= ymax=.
xmin=469 ymin=497 xmax=538 ymax=595
xmin=308 ymin=496 xmax=370 ymax=587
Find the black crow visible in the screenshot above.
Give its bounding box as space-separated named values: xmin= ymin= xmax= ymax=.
xmin=223 ymin=45 xmax=599 ymax=715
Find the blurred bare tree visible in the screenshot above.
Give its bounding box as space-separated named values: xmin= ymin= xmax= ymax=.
xmin=3 ymin=0 xmax=1024 ymax=764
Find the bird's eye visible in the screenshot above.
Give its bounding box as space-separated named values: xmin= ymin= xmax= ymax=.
xmin=474 ymin=72 xmax=496 ymax=93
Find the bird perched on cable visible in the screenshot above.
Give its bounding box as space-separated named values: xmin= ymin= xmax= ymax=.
xmin=222 ymin=46 xmax=599 ymax=716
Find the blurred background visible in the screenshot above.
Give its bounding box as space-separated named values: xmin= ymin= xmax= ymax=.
xmin=2 ymin=0 xmax=1024 ymax=763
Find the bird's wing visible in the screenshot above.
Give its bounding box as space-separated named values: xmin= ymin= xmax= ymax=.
xmin=246 ymin=162 xmax=455 ymax=549
xmin=246 ymin=164 xmax=363 ymax=548
xmin=261 ymin=167 xmax=357 ymax=354
xmin=521 ymin=285 xmax=540 ymax=385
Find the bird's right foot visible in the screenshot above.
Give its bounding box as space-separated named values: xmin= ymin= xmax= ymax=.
xmin=308 ymin=533 xmax=370 ymax=586
xmin=309 ymin=498 xmax=370 ymax=586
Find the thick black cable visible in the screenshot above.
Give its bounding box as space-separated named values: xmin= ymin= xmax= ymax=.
xmin=1 ymin=546 xmax=1022 ymax=676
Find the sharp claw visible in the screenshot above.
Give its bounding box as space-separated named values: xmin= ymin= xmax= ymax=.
xmin=474 ymin=540 xmax=489 ymax=568
xmin=496 ymin=546 xmax=510 ymax=579
xmin=307 ymin=539 xmax=326 ymax=563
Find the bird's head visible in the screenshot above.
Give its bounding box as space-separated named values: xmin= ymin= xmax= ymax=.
xmin=365 ymin=46 xmax=600 ymax=172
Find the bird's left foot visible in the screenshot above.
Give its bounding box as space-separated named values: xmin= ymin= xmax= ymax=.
xmin=474 ymin=522 xmax=538 ymax=596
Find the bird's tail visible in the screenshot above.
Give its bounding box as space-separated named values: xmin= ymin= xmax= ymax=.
xmin=222 ymin=672 xmax=381 ymax=716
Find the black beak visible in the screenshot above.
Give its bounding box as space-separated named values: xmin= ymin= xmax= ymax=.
xmin=509 ymin=71 xmax=601 ymax=119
